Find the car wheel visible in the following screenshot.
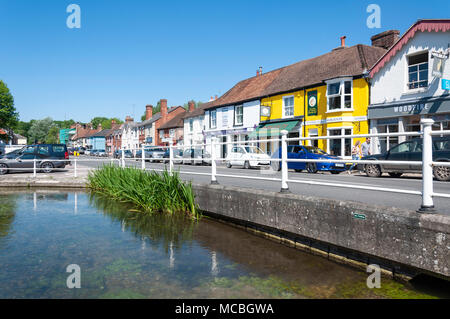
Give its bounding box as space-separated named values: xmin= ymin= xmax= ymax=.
xmin=41 ymin=162 xmax=54 ymax=173
xmin=306 ymin=163 xmax=318 ymax=174
xmin=226 ymin=161 xmax=232 ymax=168
xmin=330 ymin=170 xmax=341 ymax=174
xmin=388 ymin=172 xmax=403 ymax=178
xmin=244 ymin=161 xmax=250 ymax=169
xmin=270 ymin=161 xmax=280 ymax=171
xmin=365 ymin=164 xmax=382 ymax=177
xmin=433 ymin=164 xmax=450 ymax=182
xmin=294 ymin=169 xmax=303 ymax=173
xmin=0 ymin=163 xmax=8 ymax=175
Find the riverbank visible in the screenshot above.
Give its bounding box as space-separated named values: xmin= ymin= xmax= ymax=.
xmin=0 ymin=173 xmax=448 ymax=281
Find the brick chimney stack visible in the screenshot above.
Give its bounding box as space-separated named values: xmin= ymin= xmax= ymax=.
xmin=145 ymin=105 xmax=153 ymax=120
xmin=371 ymin=30 xmax=400 ymax=49
xmin=340 ymin=36 xmax=346 ymax=47
xmin=125 ymin=116 xmax=134 ymax=123
xmin=111 ymin=119 xmax=116 ymax=125
xmin=160 ymin=99 xmax=168 ymax=123
xmin=188 ymin=101 xmax=195 ymax=112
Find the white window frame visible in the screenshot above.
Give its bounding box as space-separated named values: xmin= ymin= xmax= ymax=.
xmin=327 ymin=127 xmax=353 ymax=158
xmin=326 ymin=78 xmax=353 ymax=112
xmin=169 ymin=129 xmax=175 ymax=137
xmin=406 ymin=51 xmax=429 ymax=91
xmin=210 ymin=110 xmax=217 ymax=129
xmin=282 ymin=95 xmax=295 ymax=118
xmin=234 ymin=104 xmax=244 ymax=126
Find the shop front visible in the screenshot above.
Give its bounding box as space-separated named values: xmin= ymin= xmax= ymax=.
xmin=368 ymin=96 xmax=450 ymax=154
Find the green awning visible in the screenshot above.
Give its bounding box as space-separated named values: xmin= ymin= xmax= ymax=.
xmin=248 ymin=121 xmax=299 ymax=139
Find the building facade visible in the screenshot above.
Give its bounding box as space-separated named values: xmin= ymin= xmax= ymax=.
xmin=369 ymin=19 xmax=450 ymax=154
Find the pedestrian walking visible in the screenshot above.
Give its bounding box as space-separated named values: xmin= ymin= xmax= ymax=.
xmin=361 ymin=138 xmax=371 ymax=157
xmin=348 ymin=140 xmax=362 ymax=174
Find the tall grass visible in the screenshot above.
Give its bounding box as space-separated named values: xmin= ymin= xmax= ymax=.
xmin=87 ymin=165 xmax=200 ymax=219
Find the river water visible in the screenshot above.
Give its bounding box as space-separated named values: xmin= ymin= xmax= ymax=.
xmin=0 ymin=190 xmax=448 ymax=299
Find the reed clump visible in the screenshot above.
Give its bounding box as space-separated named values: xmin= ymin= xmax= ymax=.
xmin=87 ymin=165 xmax=200 ymax=219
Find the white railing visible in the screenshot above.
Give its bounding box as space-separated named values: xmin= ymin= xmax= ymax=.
xmin=1 ymin=119 xmax=449 ymax=213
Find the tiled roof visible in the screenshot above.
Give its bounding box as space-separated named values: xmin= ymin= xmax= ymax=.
xmin=183 ymin=101 xmax=212 ymax=119
xmin=138 ymin=113 xmax=161 ymax=127
xmin=262 ymin=44 xmax=386 ymax=96
xmin=204 ymin=44 xmax=386 ymax=110
xmin=158 ymin=109 xmax=187 ymax=130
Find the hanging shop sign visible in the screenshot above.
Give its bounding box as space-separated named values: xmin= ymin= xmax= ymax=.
xmin=307 ymin=90 xmax=318 ymax=116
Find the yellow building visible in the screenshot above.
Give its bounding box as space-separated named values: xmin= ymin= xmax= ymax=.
xmin=253 ymin=43 xmax=387 ymax=159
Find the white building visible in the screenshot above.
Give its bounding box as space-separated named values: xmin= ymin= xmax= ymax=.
xmin=369 ymin=19 xmax=450 ymax=154
xmin=183 ymin=101 xmax=209 ymax=149
xmin=121 ymin=116 xmax=139 ymax=151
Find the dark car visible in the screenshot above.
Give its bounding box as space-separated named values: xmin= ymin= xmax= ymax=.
xmin=358 ymin=137 xmax=450 ymax=181
xmin=0 ymin=147 xmax=26 ymax=159
xmin=182 ymin=148 xmax=211 ymax=165
xmin=163 ymin=149 xmax=184 ymax=164
xmin=0 ymin=144 xmax=70 ymax=175
xmin=271 ymin=145 xmax=347 ymax=174
xmin=114 ymin=150 xmax=133 ymax=159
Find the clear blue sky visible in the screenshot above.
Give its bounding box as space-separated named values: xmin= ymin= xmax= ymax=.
xmin=0 ymin=0 xmax=448 ymax=123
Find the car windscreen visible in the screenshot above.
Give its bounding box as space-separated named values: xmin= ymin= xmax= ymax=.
xmin=245 ymin=146 xmax=264 ymax=154
xmin=304 ymin=146 xmax=328 ymax=155
xmin=434 ymin=140 xmax=450 ymax=151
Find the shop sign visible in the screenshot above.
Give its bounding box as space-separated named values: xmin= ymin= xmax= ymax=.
xmin=442 ymin=79 xmax=450 ymax=90
xmin=307 ymin=90 xmax=318 ymax=116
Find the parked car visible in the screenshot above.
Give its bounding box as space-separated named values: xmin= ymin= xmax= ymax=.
xmin=163 ymin=149 xmax=184 ymax=164
xmin=358 ymin=137 xmax=450 ymax=181
xmin=91 ymin=150 xmax=99 ymax=157
xmin=0 ymin=147 xmax=25 ymax=159
xmin=271 ymin=145 xmax=347 ymax=174
xmin=226 ymin=145 xmax=271 ymax=169
xmin=77 ymin=147 xmax=86 ymax=155
xmin=97 ymin=150 xmax=107 ymax=157
xmin=145 ymin=147 xmax=166 ymax=163
xmin=0 ymin=144 xmax=70 ymax=175
xmin=85 ymin=149 xmax=92 ymax=156
xmin=182 ymin=148 xmax=211 ymax=165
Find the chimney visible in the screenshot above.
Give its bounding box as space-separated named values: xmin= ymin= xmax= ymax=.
xmin=111 ymin=119 xmax=116 ymax=125
xmin=371 ymin=30 xmax=400 ymax=49
xmin=125 ymin=116 xmax=134 ymax=123
xmin=188 ymin=101 xmax=195 ymax=112
xmin=259 ymin=66 xmax=262 ymax=75
xmin=215 ymin=95 xmax=218 ymax=100
xmin=160 ymin=99 xmax=168 ymax=122
xmin=256 ymin=70 xmax=259 ymax=76
xmin=340 ymin=36 xmax=346 ymax=48
xmin=145 ymin=105 xmax=153 ymax=120
xmin=210 ymin=96 xmax=214 ymax=101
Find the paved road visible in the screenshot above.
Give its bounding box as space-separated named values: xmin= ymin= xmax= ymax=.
xmin=76 ymin=156 xmax=450 ymax=216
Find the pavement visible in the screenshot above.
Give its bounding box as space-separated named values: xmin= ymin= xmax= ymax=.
xmin=0 ymin=155 xmax=449 ymax=215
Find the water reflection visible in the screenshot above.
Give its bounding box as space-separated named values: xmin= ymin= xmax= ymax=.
xmin=89 ymin=194 xmax=197 ymax=254
xmin=0 ymin=194 xmax=17 ymax=245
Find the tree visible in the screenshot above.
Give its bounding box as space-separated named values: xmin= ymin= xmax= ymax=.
xmin=90 ymin=117 xmax=109 ymax=130
xmin=45 ymin=126 xmax=60 ymax=144
xmin=183 ymin=100 xmax=203 ymax=111
xmin=0 ymin=80 xmax=19 ymax=141
xmin=28 ymin=117 xmax=55 ymax=144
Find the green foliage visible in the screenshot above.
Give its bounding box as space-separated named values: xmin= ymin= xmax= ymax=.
xmin=90 ymin=117 xmax=123 ymax=129
xmin=45 ymin=126 xmax=60 ymax=144
xmin=28 ymin=117 xmax=55 ymax=144
xmin=0 ymin=80 xmax=19 ymax=140
xmin=87 ymin=165 xmax=200 ymax=219
xmin=183 ymin=100 xmax=203 ymax=111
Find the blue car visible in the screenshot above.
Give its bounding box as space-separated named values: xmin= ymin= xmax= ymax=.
xmin=271 ymin=145 xmax=347 ymax=174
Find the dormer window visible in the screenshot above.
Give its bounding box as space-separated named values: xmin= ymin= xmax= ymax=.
xmin=407 ymin=51 xmax=428 ymax=90
xmin=326 ymin=78 xmax=352 ymax=111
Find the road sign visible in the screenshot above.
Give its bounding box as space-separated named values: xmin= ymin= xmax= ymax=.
xmin=442 ymin=79 xmax=450 ymax=90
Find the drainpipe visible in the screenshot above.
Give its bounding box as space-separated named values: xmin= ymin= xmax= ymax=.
xmin=303 ymin=89 xmax=306 ymax=146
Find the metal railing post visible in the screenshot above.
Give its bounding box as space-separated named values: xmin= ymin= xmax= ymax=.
xmin=141 ymin=144 xmax=145 ymax=170
xmin=211 ymin=142 xmax=218 ymax=184
xmin=280 ymin=130 xmax=289 ymax=193
xmin=33 ymin=158 xmax=36 ymax=178
xmin=74 ymin=159 xmax=77 ymax=178
xmin=169 ymin=141 xmax=174 ymax=174
xmin=121 ymin=149 xmax=125 ymax=168
xmin=418 ymin=118 xmax=435 ymax=213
